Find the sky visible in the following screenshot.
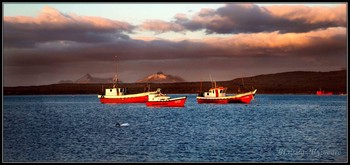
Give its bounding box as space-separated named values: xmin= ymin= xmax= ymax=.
xmin=3 ymin=2 xmax=348 ymax=87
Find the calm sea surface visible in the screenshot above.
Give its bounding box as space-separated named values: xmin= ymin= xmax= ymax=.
xmin=3 ymin=94 xmax=348 ymax=162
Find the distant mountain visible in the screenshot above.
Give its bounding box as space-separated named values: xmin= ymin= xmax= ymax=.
xmin=75 ymin=73 xmax=117 ymax=83
xmin=59 ymin=73 xmax=115 ymax=84
xmin=136 ymin=71 xmax=186 ymax=83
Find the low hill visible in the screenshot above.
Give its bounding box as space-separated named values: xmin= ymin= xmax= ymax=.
xmin=225 ymin=70 xmax=347 ymax=94
xmin=4 ymin=70 xmax=347 ymax=95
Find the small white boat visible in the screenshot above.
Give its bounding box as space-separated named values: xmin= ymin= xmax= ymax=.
xmin=146 ymin=88 xmax=187 ymax=107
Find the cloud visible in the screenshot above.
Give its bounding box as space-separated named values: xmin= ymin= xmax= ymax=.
xmin=140 ymin=20 xmax=185 ymax=33
xmin=144 ymin=3 xmax=346 ymax=34
xmin=200 ymin=27 xmax=346 ymax=57
xmin=3 ymin=5 xmax=347 ymax=86
xmin=4 ymin=27 xmax=346 ymax=69
xmin=3 ymin=6 xmax=134 ymax=48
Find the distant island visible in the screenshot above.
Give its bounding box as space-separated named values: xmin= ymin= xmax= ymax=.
xmin=57 ymin=71 xmax=185 ymax=84
xmin=3 ymin=70 xmax=347 ymax=95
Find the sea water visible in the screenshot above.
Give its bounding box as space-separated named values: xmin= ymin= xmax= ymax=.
xmin=3 ymin=94 xmax=347 ymax=162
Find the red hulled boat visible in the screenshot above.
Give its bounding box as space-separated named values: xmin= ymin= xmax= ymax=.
xmin=98 ymin=86 xmax=157 ymax=104
xmin=146 ymin=88 xmax=187 ymax=107
xmin=98 ymin=56 xmax=157 ymax=103
xmin=197 ymin=86 xmax=257 ymax=104
xmin=316 ymin=89 xmax=333 ymax=95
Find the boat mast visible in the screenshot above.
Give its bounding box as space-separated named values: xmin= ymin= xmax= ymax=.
xmin=241 ymin=72 xmax=245 ymax=86
xmin=209 ymin=74 xmax=214 ymax=88
xmin=241 ymin=72 xmax=245 ymax=92
xmin=114 ymin=56 xmax=119 ymax=94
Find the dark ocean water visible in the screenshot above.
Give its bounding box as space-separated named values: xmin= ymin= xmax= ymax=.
xmin=3 ymin=94 xmax=348 ymax=162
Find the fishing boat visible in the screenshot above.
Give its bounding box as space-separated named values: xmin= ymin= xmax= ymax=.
xmin=146 ymin=88 xmax=187 ymax=107
xmin=316 ymin=89 xmax=333 ymax=95
xmin=98 ymin=56 xmax=157 ymax=104
xmin=98 ymin=86 xmax=157 ymax=104
xmin=197 ymin=82 xmax=257 ymax=104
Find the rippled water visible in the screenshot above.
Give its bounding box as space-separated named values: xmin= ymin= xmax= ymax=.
xmin=3 ymin=94 xmax=347 ymax=162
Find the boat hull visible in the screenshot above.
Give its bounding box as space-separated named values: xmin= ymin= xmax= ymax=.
xmin=146 ymin=97 xmax=187 ymax=107
xmin=98 ymin=92 xmax=155 ymax=104
xmin=197 ymin=90 xmax=256 ymax=104
xmin=316 ymin=91 xmax=333 ymax=95
xmin=99 ymin=95 xmax=148 ymax=103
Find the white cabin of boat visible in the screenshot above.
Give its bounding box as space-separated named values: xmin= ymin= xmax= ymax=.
xmin=148 ymin=88 xmax=170 ymax=101
xmin=201 ymin=87 xmax=227 ymax=98
xmin=104 ymin=86 xmax=127 ymax=96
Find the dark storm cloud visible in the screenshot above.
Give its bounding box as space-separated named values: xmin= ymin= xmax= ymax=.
xmin=4 ymin=27 xmax=346 ymax=68
xmin=4 ymin=38 xmax=211 ymax=68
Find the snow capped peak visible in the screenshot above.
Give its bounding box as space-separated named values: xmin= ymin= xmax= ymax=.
xmin=147 ymin=73 xmax=167 ymax=80
xmin=137 ymin=72 xmax=185 ymax=83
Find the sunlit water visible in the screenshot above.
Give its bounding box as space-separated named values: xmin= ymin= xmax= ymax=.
xmin=3 ymin=94 xmax=347 ymax=162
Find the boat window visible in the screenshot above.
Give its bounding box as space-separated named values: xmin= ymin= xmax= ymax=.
xmin=110 ymin=89 xmax=112 ymax=92
xmin=207 ymin=93 xmax=209 ymax=96
xmin=220 ymin=90 xmax=222 ymax=93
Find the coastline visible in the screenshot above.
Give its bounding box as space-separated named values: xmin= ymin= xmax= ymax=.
xmin=4 ymin=70 xmax=347 ymax=95
xmin=3 ymin=81 xmax=346 ymax=95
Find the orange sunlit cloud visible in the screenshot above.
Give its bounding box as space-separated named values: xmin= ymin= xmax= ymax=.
xmin=265 ymin=4 xmax=346 ymax=25
xmin=141 ymin=3 xmax=346 ymax=34
xmin=4 ymin=6 xmax=134 ymax=48
xmin=200 ymin=27 xmax=346 ymax=54
xmin=140 ymin=20 xmax=184 ymax=33
xmin=5 ymin=6 xmax=134 ymax=31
